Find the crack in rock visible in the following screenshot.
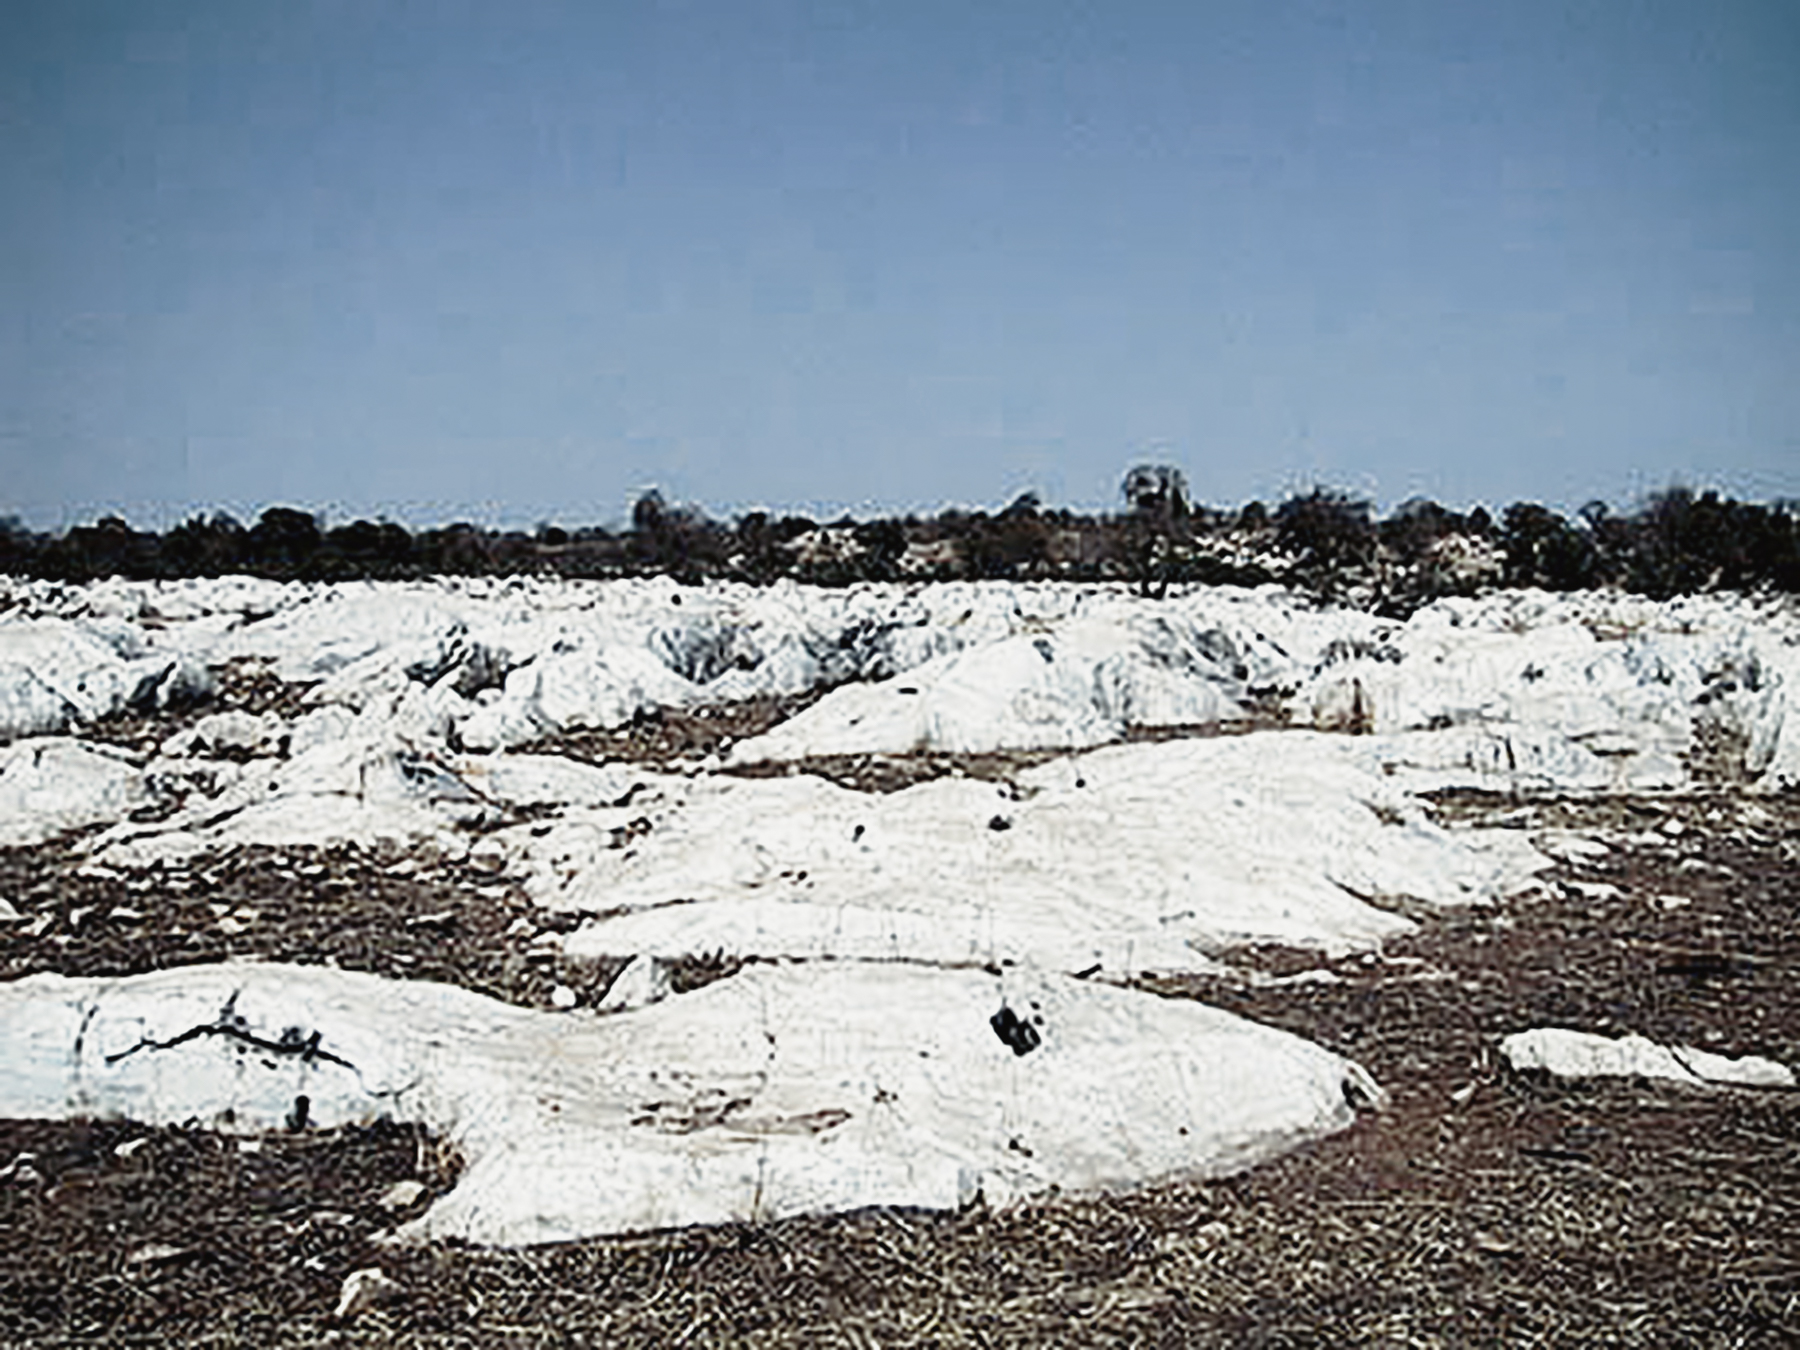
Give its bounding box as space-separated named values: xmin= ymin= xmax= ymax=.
xmin=102 ymin=989 xmax=356 ymax=1073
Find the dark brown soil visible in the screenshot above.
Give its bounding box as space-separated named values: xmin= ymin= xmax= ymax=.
xmin=5 ymin=718 xmax=1798 ymax=1344
xmin=0 ymin=1119 xmax=454 ymax=1348
xmin=81 ymin=661 xmax=324 ymax=759
xmin=525 ymin=685 xmax=1287 ymax=794
xmin=518 ymin=691 xmax=827 ymax=766
xmin=0 ymin=838 xmax=625 ymax=1014
xmin=724 ymin=748 xmax=1073 ymax=795
xmin=526 ymin=687 xmax=1072 ymax=794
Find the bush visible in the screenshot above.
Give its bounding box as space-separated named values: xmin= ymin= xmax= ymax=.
xmin=164 ymin=513 xmax=248 ymax=577
xmin=42 ymin=516 xmax=163 ymax=581
xmin=246 ymin=508 xmax=322 ymax=578
xmin=1500 ymin=503 xmax=1596 ymax=590
xmin=1275 ymin=488 xmax=1377 ymax=594
xmin=6 ymin=478 xmax=1794 ymax=598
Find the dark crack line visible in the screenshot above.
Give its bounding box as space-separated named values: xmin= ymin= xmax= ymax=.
xmin=72 ymin=1003 xmax=100 ymax=1067
xmin=103 ymin=993 xmax=356 ymax=1072
xmin=1663 ymin=1042 xmax=1797 ymax=1093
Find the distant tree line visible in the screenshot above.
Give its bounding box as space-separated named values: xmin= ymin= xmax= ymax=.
xmin=2 ymin=476 xmax=1794 ymax=612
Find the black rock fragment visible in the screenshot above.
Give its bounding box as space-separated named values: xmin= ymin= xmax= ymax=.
xmin=990 ymin=1006 xmax=1041 ymax=1056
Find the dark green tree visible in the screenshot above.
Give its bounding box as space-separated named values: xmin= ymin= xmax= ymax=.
xmin=1121 ymin=464 xmax=1190 ymax=597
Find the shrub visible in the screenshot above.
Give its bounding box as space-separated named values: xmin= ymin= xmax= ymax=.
xmin=1500 ymin=503 xmax=1596 ymax=590
xmin=1275 ymin=488 xmax=1377 ymax=595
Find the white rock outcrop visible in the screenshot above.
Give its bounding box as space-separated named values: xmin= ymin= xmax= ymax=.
xmin=0 ymin=738 xmax=150 ymax=847
xmin=0 ymin=960 xmax=1384 ymax=1246
xmin=540 ymin=733 xmax=1547 ymax=974
xmin=1500 ymin=1028 xmax=1795 ymax=1089
xmin=2 ymin=576 xmax=1794 ymax=792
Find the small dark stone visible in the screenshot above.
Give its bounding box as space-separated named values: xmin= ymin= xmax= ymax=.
xmin=990 ymin=1006 xmax=1041 ymax=1056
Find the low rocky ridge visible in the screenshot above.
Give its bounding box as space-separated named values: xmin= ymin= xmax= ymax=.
xmin=6 ymin=578 xmax=1794 ymax=781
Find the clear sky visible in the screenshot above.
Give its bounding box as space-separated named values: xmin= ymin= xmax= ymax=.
xmin=4 ymin=0 xmax=1796 ymax=531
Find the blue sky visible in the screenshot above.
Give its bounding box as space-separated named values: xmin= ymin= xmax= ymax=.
xmin=4 ymin=0 xmax=1796 ymax=531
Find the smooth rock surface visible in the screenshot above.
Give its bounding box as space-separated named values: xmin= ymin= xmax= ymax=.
xmin=0 ymin=960 xmax=1384 ymax=1246
xmin=542 ymin=733 xmax=1547 ymax=973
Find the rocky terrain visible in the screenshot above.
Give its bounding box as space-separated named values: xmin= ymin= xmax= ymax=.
xmin=2 ymin=573 xmax=1797 ymax=1344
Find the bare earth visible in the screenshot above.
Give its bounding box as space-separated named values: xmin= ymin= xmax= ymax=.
xmin=3 ymin=695 xmax=1798 ymax=1347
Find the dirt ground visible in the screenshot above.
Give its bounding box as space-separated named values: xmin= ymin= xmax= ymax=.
xmin=3 ymin=695 xmax=1798 ymax=1346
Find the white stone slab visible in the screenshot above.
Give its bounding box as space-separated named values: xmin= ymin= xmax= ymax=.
xmin=0 ymin=738 xmax=149 ymax=846
xmin=543 ymin=734 xmax=1548 ymax=974
xmin=0 ymin=960 xmax=1384 ymax=1246
xmin=1500 ymin=1027 xmax=1795 ymax=1089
